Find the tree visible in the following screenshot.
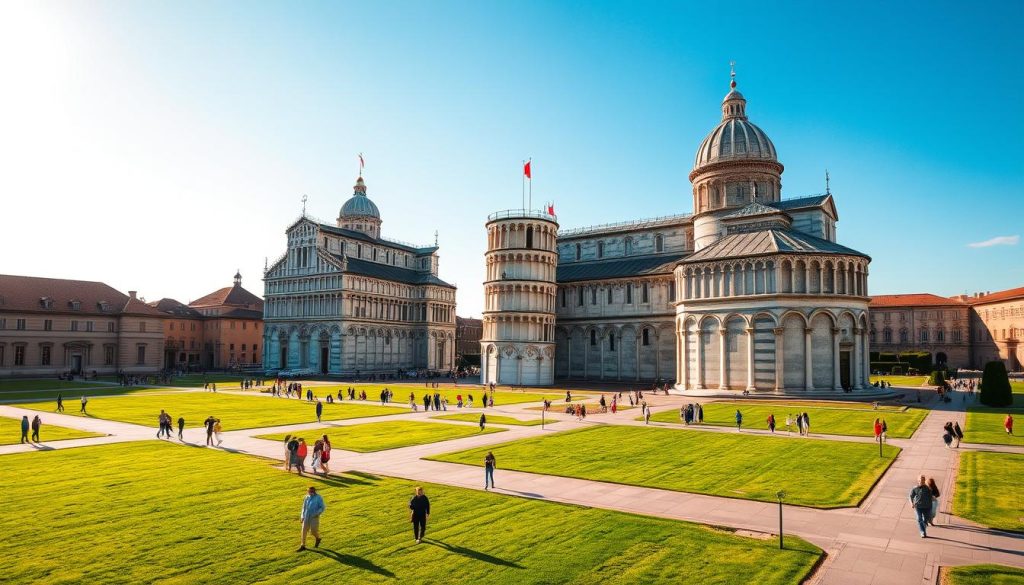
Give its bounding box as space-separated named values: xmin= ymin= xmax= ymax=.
xmin=979 ymin=361 xmax=1013 ymax=407
xmin=927 ymin=369 xmax=945 ymax=386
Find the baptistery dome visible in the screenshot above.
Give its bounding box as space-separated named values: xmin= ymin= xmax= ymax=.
xmin=693 ymin=83 xmax=777 ymax=170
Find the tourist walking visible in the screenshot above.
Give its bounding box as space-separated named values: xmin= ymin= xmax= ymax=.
xmin=484 ymin=451 xmax=496 ymax=490
xmin=409 ymin=486 xmax=431 ymax=543
xmin=213 ymin=419 xmax=223 ymax=446
xmin=479 ymin=412 xmax=487 ymax=431
xmin=20 ymin=415 xmax=30 ymax=443
xmin=873 ymin=418 xmax=882 ymax=443
xmin=927 ymin=477 xmax=941 ymax=526
xmin=881 ymin=419 xmax=888 ymax=443
xmin=80 ymin=395 xmax=88 ymax=414
xmin=56 ymin=393 xmax=64 ymax=413
xmin=1005 ymin=414 xmax=1014 ymax=435
xmin=644 ymin=404 xmax=651 ymax=425
xmin=735 ymin=410 xmax=743 ymax=432
xmin=320 ymin=434 xmax=331 ymax=475
xmin=953 ymin=422 xmax=963 ymax=448
xmin=204 ymin=415 xmax=216 ymax=446
xmin=315 ymin=400 xmax=323 ymax=423
xmin=31 ymin=415 xmax=41 ymax=442
xmin=296 ymin=439 xmax=308 ymax=474
xmin=157 ymin=410 xmax=169 ymax=439
xmin=767 ymin=413 xmax=776 ymax=433
xmin=284 ymin=435 xmax=296 ymax=471
xmin=296 ymin=486 xmax=325 ymax=552
xmin=177 ymin=416 xmax=185 ymax=440
xmin=801 ymin=412 xmax=810 ymax=436
xmin=909 ymin=475 xmax=934 ymax=538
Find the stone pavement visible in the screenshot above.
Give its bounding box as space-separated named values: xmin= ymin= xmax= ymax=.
xmin=1 ymin=389 xmax=1021 ymax=585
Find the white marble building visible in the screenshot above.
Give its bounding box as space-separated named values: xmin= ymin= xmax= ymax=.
xmin=552 ymin=72 xmax=872 ymax=393
xmin=263 ymin=177 xmax=457 ymax=375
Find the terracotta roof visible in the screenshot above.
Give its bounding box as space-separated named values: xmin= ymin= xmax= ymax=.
xmin=190 ymin=284 xmax=264 ymax=310
xmin=0 ymin=274 xmax=159 ymax=317
xmin=150 ymin=298 xmax=204 ymax=319
xmin=869 ymin=294 xmax=966 ymax=308
xmin=969 ymin=286 xmax=1024 ymax=306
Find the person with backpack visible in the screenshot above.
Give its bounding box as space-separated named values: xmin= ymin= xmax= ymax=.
xmin=909 ymin=475 xmax=933 ymax=538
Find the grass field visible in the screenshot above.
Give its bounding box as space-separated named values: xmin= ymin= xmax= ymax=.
xmin=943 ymin=564 xmax=1024 ymax=585
xmin=14 ymin=393 xmax=399 ymax=431
xmin=0 ymin=385 xmax=183 ymax=403
xmin=0 ymin=442 xmax=822 ymax=584
xmin=431 ymin=425 xmax=899 ymax=508
xmin=0 ymin=378 xmax=115 ymax=391
xmin=953 ymin=451 xmax=1024 ymax=533
xmin=870 ymin=375 xmax=928 ymax=387
xmin=257 ymin=421 xmax=505 ymax=452
xmin=296 ymin=384 xmax=566 ymax=407
xmin=0 ymin=415 xmax=102 ymax=445
xmin=963 ymin=407 xmax=1023 ymax=446
xmin=432 ymin=413 xmax=552 ymax=426
xmin=648 ymin=401 xmax=927 ymax=439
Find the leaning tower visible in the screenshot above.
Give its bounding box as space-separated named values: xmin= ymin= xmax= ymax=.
xmin=480 ymin=209 xmax=559 ymax=386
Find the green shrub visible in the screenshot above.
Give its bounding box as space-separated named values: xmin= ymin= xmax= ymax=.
xmin=979 ymin=361 xmax=1012 ymax=407
xmin=927 ymin=370 xmax=945 ymax=386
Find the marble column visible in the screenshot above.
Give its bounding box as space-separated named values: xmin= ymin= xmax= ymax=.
xmin=746 ymin=327 xmax=756 ymax=391
xmin=804 ymin=328 xmax=814 ymax=391
xmin=853 ymin=327 xmax=863 ymax=389
xmin=718 ymin=329 xmax=727 ymax=391
xmin=694 ymin=331 xmax=704 ymax=390
xmin=680 ymin=330 xmax=689 ymax=390
xmin=832 ymin=327 xmax=842 ymax=391
xmin=773 ymin=327 xmax=784 ymax=393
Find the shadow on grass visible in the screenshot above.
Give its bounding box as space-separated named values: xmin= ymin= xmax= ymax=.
xmin=426 ymin=539 xmax=524 ymax=568
xmin=308 ymin=548 xmax=396 ymax=578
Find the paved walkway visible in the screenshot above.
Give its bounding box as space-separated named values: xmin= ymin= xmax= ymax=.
xmin=1 ymin=389 xmax=1021 ymax=585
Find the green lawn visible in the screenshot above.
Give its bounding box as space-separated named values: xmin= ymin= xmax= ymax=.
xmin=160 ymin=374 xmax=248 ymax=387
xmin=954 ymin=451 xmax=1024 ymax=533
xmin=257 ymin=421 xmax=505 ymax=452
xmin=0 ymin=378 xmax=115 ymax=391
xmin=648 ymin=401 xmax=927 ymax=438
xmin=0 ymin=442 xmax=822 ymax=584
xmin=14 ymin=393 xmax=398 ymax=431
xmin=431 ymin=425 xmax=899 ymax=508
xmin=963 ymin=408 xmax=1023 ymax=446
xmin=0 ymin=385 xmax=183 ymax=403
xmin=297 ymin=384 xmax=567 ymax=407
xmin=944 ymin=564 xmax=1024 ymax=585
xmin=870 ymin=375 xmax=927 ymax=387
xmin=0 ymin=415 xmax=102 ymax=445
xmin=432 ymin=413 xmax=552 ymax=426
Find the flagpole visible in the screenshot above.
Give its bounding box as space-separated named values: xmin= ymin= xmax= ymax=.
xmin=528 ymin=158 xmax=532 ymax=211
xmin=521 ymin=160 xmax=525 ymax=210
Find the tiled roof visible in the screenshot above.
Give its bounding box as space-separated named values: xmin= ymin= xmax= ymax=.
xmin=190 ymin=284 xmax=264 ymax=310
xmin=339 ymin=256 xmax=455 ymax=288
xmin=0 ymin=274 xmax=158 ymax=317
xmin=557 ymin=253 xmax=688 ymax=283
xmin=969 ymin=286 xmax=1024 ymax=306
xmin=870 ymin=294 xmax=966 ymax=308
xmin=318 ymin=223 xmax=438 ymax=255
xmin=149 ymin=298 xmax=204 ymax=318
xmin=682 ymin=229 xmax=868 ymax=263
xmin=767 ymin=195 xmax=831 ymax=211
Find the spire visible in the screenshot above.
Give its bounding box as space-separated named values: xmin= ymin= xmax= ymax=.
xmin=353 ymin=176 xmax=367 ymax=196
xmin=825 ymin=169 xmax=831 ymax=195
xmin=233 ymin=270 xmax=242 ymax=287
xmin=721 ymin=61 xmax=747 ymax=121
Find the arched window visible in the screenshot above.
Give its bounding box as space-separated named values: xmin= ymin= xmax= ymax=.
xmin=899 ymin=329 xmax=908 ymax=343
xmin=575 ymin=243 xmax=581 ymax=261
xmin=655 ymin=234 xmax=664 ymax=252
xmin=607 ymin=287 xmax=613 ymax=303
xmin=642 ymin=328 xmax=650 ymax=346
xmin=590 ymin=330 xmax=597 ymax=346
xmin=870 ymin=329 xmax=877 ymax=343
xmin=609 ymin=334 xmax=616 ymax=351
xmin=526 ymin=226 xmax=534 ymax=249
xmin=936 ymin=329 xmax=945 ymax=342
xmin=884 ymin=328 xmax=893 ymax=343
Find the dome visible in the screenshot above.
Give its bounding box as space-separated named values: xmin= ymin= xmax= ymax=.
xmin=339 ymin=177 xmax=380 ymax=219
xmin=693 ymin=78 xmax=777 ymax=169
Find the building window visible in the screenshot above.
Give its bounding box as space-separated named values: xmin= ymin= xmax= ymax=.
xmin=526 ymin=226 xmax=534 ymax=249
xmin=669 ymin=282 xmax=675 ymax=302
xmin=919 ymin=329 xmax=928 ymax=342
xmin=626 ymin=284 xmax=633 ymax=304
xmin=560 ymin=289 xmax=566 ymax=308
xmin=953 ymin=329 xmax=962 ymax=342
xmin=899 ymin=329 xmax=908 ymax=343
xmin=642 ymin=283 xmax=649 ymax=303
xmin=373 ymin=248 xmax=378 ymax=261
xmin=86 ymin=321 xmax=94 ymax=332
xmin=0 ymin=318 xmax=5 ymax=329
xmin=609 ymin=334 xmax=616 ymax=351
xmin=597 ymin=242 xmax=604 ymax=258
xmin=136 ymin=345 xmax=146 ymax=364
xmin=231 ymin=322 xmax=236 ymax=330
xmin=170 ymin=322 xmax=175 ymax=331
xmin=590 ymin=330 xmax=597 ymax=346
xmin=229 ymin=343 xmax=235 ymax=351
xmin=14 ymin=345 xmax=26 ymax=366
xmin=655 ymin=234 xmax=664 ymax=252
xmin=624 ymin=237 xmax=633 ymax=256
xmin=642 ymin=328 xmax=651 ymax=346
xmin=883 ymin=328 xmax=892 ymax=343
xmin=242 ymin=322 xmax=247 ymax=330
xmin=575 ymin=243 xmax=581 ymax=261
xmin=16 ymin=319 xmax=26 ymax=330
xmin=241 ymin=344 xmax=247 ymax=351
xmin=44 ymin=320 xmax=52 ymax=331
xmin=71 ymin=321 xmax=79 ymax=332
xmin=577 ymin=288 xmax=584 ymax=306
xmin=607 ymin=288 xmax=613 ymax=304
xmin=0 ymin=345 xmax=4 ymax=365
xmin=936 ymin=329 xmax=945 ymax=342
xmin=139 ymin=322 xmax=146 ymax=332
xmin=253 ymin=344 xmax=258 ymax=353
xmin=40 ymin=345 xmax=51 ymax=366
xmin=108 ymin=322 xmax=115 ymax=332
xmin=591 ymin=288 xmax=597 ymax=305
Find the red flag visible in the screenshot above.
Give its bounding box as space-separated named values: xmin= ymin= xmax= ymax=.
xmin=547 ymin=203 xmax=555 ymax=215
xmin=359 ymin=153 xmax=365 ymax=172
xmin=523 ymin=160 xmax=531 ymax=179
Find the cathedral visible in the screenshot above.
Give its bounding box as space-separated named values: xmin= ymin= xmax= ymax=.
xmin=546 ymin=72 xmax=872 ymax=393
xmin=262 ymin=177 xmax=457 ymax=375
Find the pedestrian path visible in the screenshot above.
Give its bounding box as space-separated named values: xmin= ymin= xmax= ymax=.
xmin=1 ymin=391 xmax=1021 ymax=585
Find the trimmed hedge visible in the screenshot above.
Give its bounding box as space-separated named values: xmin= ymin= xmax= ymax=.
xmin=870 ymin=352 xmax=933 ymax=373
xmin=979 ymin=361 xmax=1012 ymax=407
xmin=927 ymin=370 xmax=946 ymax=386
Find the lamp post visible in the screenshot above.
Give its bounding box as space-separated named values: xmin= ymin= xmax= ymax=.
xmin=776 ymin=490 xmax=786 ymax=550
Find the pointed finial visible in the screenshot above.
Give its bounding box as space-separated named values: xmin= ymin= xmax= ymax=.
xmin=301 ymin=194 xmax=308 ymax=216
xmin=434 ymin=230 xmax=439 ymax=246
xmin=825 ymin=170 xmax=831 ymax=195
xmin=729 ymin=60 xmax=736 ymax=89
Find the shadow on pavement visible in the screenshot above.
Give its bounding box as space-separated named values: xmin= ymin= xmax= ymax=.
xmin=308 ymin=548 xmax=396 ymax=578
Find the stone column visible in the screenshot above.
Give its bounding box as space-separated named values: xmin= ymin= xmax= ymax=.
xmin=773 ymin=327 xmax=784 ymax=393
xmin=719 ymin=329 xmax=727 ymax=391
xmin=853 ymin=327 xmax=863 ymax=389
xmin=832 ymin=327 xmax=842 ymax=391
xmin=804 ymin=328 xmax=814 ymax=391
xmin=680 ymin=330 xmax=689 ymax=390
xmin=694 ymin=330 xmax=704 ymax=390
xmin=746 ymin=327 xmax=756 ymax=391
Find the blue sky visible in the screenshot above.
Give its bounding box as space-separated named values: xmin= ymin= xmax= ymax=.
xmin=1 ymin=0 xmax=1021 ymax=316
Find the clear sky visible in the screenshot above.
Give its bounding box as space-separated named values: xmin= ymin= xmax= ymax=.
xmin=1 ymin=0 xmax=1021 ymax=317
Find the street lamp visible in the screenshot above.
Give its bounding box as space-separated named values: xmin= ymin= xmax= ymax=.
xmin=776 ymin=490 xmax=786 ymax=549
